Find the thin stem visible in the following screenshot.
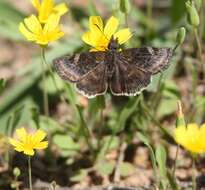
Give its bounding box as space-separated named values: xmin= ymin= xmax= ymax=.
xmin=172 ymin=145 xmax=179 ymax=178
xmin=194 ymin=28 xmax=203 ymax=60
xmin=28 ymin=156 xmax=33 ymax=190
xmin=40 ymin=48 xmax=49 ymax=116
xmin=146 ymin=0 xmax=153 ymax=41
xmin=125 ymin=13 xmax=128 ymax=27
xmin=42 ymin=51 xmax=67 ymax=104
xmin=192 ymin=156 xmax=197 ymax=190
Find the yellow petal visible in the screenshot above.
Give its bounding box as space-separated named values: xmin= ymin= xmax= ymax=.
xmin=19 ymin=22 xmax=36 ymax=41
xmin=53 ymin=3 xmax=69 ymax=16
xmin=44 ymin=14 xmax=60 ymax=33
xmin=9 ymin=138 xmax=22 ymax=148
xmin=82 ymin=31 xmax=95 ymax=46
xmin=23 ymin=148 xmax=35 ymax=156
xmin=34 ymin=141 xmax=48 ymax=149
xmin=14 ymin=147 xmax=24 ymax=152
xmin=31 ymin=0 xmax=40 ymax=10
xmin=16 ymin=128 xmax=27 ymax=142
xmin=174 ymin=125 xmax=187 ymax=146
xmin=114 ymin=28 xmax=132 ymax=44
xmin=33 ymin=130 xmax=47 ymax=143
xmin=48 ymin=30 xmax=64 ymax=42
xmin=104 ymin=16 xmax=119 ymax=40
xmin=89 ymin=16 xmax=103 ymax=33
xmin=39 ymin=0 xmax=54 ymax=23
xmin=24 ymin=15 xmax=42 ymax=34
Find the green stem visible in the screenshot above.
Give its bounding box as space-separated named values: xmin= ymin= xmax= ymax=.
xmin=42 ymin=51 xmax=67 ymax=104
xmin=192 ymin=156 xmax=197 ymax=190
xmin=28 ymin=156 xmax=33 ymax=190
xmin=40 ymin=48 xmax=49 ymax=116
xmin=193 ymin=28 xmax=203 ymax=75
xmin=146 ymin=0 xmax=153 ymax=41
xmin=125 ymin=13 xmax=129 ymax=27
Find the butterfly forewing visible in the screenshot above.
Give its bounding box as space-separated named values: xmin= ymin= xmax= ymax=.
xmin=53 ymin=51 xmax=106 ymax=82
xmin=119 ymin=47 xmax=173 ymax=74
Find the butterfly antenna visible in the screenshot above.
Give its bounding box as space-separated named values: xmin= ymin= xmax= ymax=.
xmin=94 ymin=24 xmax=109 ymax=41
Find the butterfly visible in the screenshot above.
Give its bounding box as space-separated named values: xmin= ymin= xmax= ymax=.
xmin=53 ymin=38 xmax=173 ymax=98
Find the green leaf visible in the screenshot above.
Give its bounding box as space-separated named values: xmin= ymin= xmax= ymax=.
xmin=70 ymin=169 xmax=88 ymax=182
xmin=0 ymin=79 xmax=6 ymax=94
xmin=170 ymin=0 xmax=186 ymax=25
xmin=0 ymin=0 xmax=25 ymax=40
xmin=137 ymin=132 xmax=158 ymax=185
xmin=53 ymin=134 xmax=80 ymax=150
xmin=137 ymin=132 xmax=150 ymax=147
xmin=97 ymin=136 xmax=120 ymax=161
xmin=156 ymin=145 xmax=167 ymax=177
xmin=119 ymin=162 xmax=135 ymax=177
xmin=156 ymin=145 xmax=168 ymax=190
xmin=88 ymin=0 xmax=99 ymax=15
xmin=115 ymin=96 xmax=141 ymax=132
xmin=158 ymin=98 xmax=178 ymax=118
xmin=96 ymin=161 xmax=115 ymax=176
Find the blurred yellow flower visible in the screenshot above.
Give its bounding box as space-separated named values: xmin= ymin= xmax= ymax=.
xmin=9 ymin=128 xmax=48 ymax=156
xmin=174 ymin=123 xmax=205 ymax=154
xmin=19 ymin=14 xmax=64 ymax=45
xmin=82 ymin=16 xmax=132 ymax=51
xmin=31 ymin=0 xmax=68 ymax=23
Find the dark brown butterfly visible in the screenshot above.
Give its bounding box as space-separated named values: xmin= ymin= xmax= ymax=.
xmin=53 ymin=38 xmax=173 ymax=98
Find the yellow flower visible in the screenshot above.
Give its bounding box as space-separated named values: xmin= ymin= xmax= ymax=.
xmin=9 ymin=128 xmax=48 ymax=156
xmin=82 ymin=16 xmax=132 ymax=51
xmin=31 ymin=0 xmax=68 ymax=23
xmin=19 ymin=14 xmax=64 ymax=45
xmin=174 ymin=123 xmax=205 ymax=154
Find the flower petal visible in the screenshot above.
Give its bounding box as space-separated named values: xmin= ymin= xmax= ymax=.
xmin=33 ymin=130 xmax=47 ymax=143
xmin=114 ymin=28 xmax=132 ymax=44
xmin=31 ymin=0 xmax=40 ymax=10
xmin=89 ymin=16 xmax=103 ymax=33
xmin=9 ymin=138 xmax=22 ymax=147
xmin=39 ymin=0 xmax=54 ymax=23
xmin=16 ymin=128 xmax=27 ymax=142
xmin=104 ymin=16 xmax=119 ymax=39
xmin=33 ymin=141 xmax=48 ymax=149
xmin=48 ymin=30 xmax=65 ymax=42
xmin=24 ymin=15 xmax=42 ymax=35
xmin=44 ymin=14 xmax=60 ymax=33
xmin=54 ymin=3 xmax=69 ymax=16
xmin=82 ymin=31 xmax=94 ymax=46
xmin=19 ymin=22 xmax=36 ymax=41
xmin=23 ymin=148 xmax=35 ymax=156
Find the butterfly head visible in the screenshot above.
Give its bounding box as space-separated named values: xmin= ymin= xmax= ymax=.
xmin=108 ymin=37 xmax=120 ymax=51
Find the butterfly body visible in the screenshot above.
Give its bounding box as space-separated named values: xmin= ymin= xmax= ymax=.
xmin=53 ymin=39 xmax=173 ymax=98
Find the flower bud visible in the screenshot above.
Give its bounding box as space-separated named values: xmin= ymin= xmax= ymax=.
xmin=120 ymin=0 xmax=131 ymax=14
xmin=186 ymin=1 xmax=200 ymax=27
xmin=13 ymin=167 xmax=21 ymax=177
xmin=176 ymin=27 xmax=186 ymax=45
xmin=176 ymin=101 xmax=186 ymax=127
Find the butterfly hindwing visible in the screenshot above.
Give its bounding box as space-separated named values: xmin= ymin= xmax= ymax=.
xmin=119 ymin=47 xmax=173 ymax=74
xmin=76 ymin=64 xmax=108 ymax=98
xmin=53 ymin=51 xmax=106 ymax=82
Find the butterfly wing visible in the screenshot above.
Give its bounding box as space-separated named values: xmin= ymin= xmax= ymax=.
xmin=53 ymin=51 xmax=108 ymax=98
xmin=76 ymin=64 xmax=108 ymax=98
xmin=53 ymin=51 xmax=106 ymax=82
xmin=109 ymin=47 xmax=173 ymax=96
xmin=119 ymin=47 xmax=173 ymax=74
